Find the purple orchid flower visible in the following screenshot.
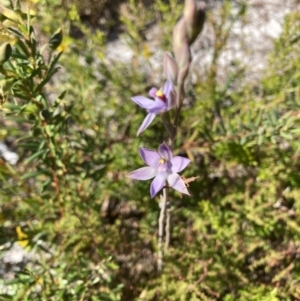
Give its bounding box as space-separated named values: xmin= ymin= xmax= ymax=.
xmin=128 ymin=143 xmax=190 ymax=198
xmin=131 ymin=81 xmax=176 ymax=136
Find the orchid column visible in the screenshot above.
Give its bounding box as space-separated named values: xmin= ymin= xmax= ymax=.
xmin=128 ymin=0 xmax=206 ymax=271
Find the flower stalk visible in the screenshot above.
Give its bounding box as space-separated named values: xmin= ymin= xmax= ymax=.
xmin=158 ymin=187 xmax=167 ymax=271
xmin=128 ymin=0 xmax=206 ymax=271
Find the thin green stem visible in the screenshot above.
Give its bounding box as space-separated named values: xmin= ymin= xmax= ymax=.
xmin=165 ymin=204 xmax=171 ymax=254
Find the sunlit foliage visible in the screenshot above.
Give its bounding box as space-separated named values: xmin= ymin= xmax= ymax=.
xmin=1 ymin=0 xmax=300 ymax=300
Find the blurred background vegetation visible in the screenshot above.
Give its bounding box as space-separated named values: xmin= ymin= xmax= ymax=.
xmin=1 ymin=0 xmax=300 ymax=300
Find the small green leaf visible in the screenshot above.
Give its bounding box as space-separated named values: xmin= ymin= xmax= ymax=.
xmin=254 ymin=109 xmax=263 ymax=127
xmin=21 ymin=169 xmax=49 ymax=180
xmin=45 ymin=125 xmax=54 ymax=137
xmin=35 ymin=52 xmax=62 ymax=93
xmin=49 ymin=28 xmax=63 ymax=50
xmin=257 ymin=135 xmax=264 ymax=145
xmin=14 ymin=0 xmax=21 ymax=10
xmin=40 ymin=109 xmax=52 ymax=121
xmin=7 ymin=26 xmax=24 ymax=39
xmin=29 ymin=25 xmax=36 ymax=57
xmin=240 ymin=136 xmax=247 ymax=145
xmin=0 ymin=42 xmax=12 ymax=64
xmin=0 ymin=4 xmax=23 ymax=24
xmin=280 ymin=132 xmax=293 ymax=140
xmin=0 ymin=294 xmax=13 ymax=300
xmin=0 ymin=34 xmax=14 ymax=43
xmin=271 ymin=110 xmax=278 ymax=126
xmin=25 ymin=149 xmax=49 ymax=164
xmin=16 ymin=38 xmax=30 ymax=57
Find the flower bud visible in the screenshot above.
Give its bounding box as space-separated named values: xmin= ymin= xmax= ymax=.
xmin=173 ymin=17 xmax=190 ymax=81
xmin=0 ymin=43 xmax=12 ymax=64
xmin=172 ymin=0 xmax=205 ymax=86
xmin=173 ymin=17 xmax=188 ymax=55
xmin=164 ymin=53 xmax=178 ymax=85
xmin=176 ymin=42 xmax=191 ymax=85
xmin=183 ymin=0 xmax=206 ymax=45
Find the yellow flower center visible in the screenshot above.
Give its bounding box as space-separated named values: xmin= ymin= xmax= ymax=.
xmin=156 ymin=90 xmax=164 ymax=97
xmin=158 ymin=158 xmax=165 ymax=165
xmin=156 ymin=90 xmax=167 ymax=102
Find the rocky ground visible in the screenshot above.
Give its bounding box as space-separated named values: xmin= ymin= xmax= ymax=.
xmin=106 ymin=0 xmax=300 ymax=84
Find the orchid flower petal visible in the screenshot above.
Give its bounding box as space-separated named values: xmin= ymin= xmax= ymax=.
xmin=132 ymin=81 xmax=176 ymax=135
xmin=148 ymin=87 xmax=158 ymax=98
xmin=137 ymin=113 xmax=156 ymax=136
xmin=162 ymin=81 xmax=176 ymax=109
xmin=148 ymin=99 xmax=166 ymax=113
xmin=158 ymin=143 xmax=173 ymax=161
xmin=128 ymin=142 xmax=191 ymax=198
xmin=150 ymin=172 xmax=167 ymax=198
xmin=167 ymin=89 xmax=176 ymax=109
xmin=171 ymin=156 xmax=191 ymax=173
xmin=131 ymin=96 xmax=155 ymax=109
xmin=127 ymin=166 xmax=157 ymax=180
xmin=168 ymin=173 xmax=190 ymax=195
xmin=139 ymin=148 xmax=160 ymax=167
xmin=163 ymin=80 xmax=173 ymax=96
